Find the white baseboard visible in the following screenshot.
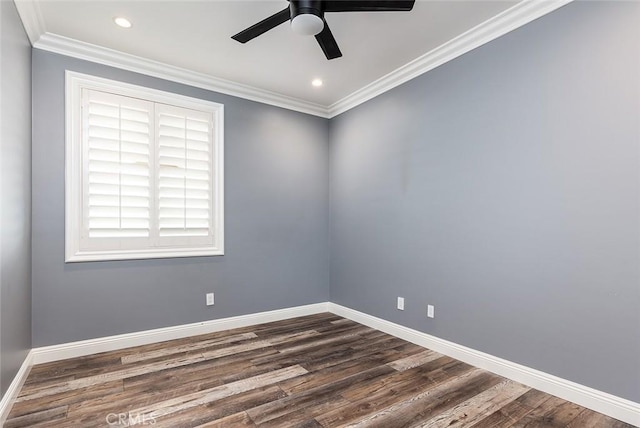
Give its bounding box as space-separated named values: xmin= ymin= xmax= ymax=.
xmin=31 ymin=302 xmax=329 ymax=365
xmin=17 ymin=301 xmax=639 ymax=426
xmin=0 ymin=351 xmax=33 ymax=426
xmin=329 ymin=303 xmax=640 ymax=427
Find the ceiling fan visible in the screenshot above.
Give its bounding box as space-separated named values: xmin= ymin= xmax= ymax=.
xmin=231 ymin=0 xmax=416 ymax=60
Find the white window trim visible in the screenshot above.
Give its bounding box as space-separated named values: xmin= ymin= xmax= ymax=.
xmin=65 ymin=71 xmax=224 ymax=262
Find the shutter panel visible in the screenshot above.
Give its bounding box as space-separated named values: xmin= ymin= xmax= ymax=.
xmin=69 ymin=74 xmax=223 ymax=261
xmin=156 ymin=104 xmax=213 ymax=239
xmin=83 ymin=90 xmax=153 ymax=240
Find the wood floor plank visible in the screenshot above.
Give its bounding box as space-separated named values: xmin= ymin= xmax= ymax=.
xmin=303 ymin=341 xmax=423 ymax=373
xmin=141 ymin=385 xmax=286 ymax=428
xmin=250 ymin=341 xmax=358 ymax=371
xmin=247 ymin=365 xmax=395 ymax=425
xmin=60 ymin=385 xmax=283 ymax=428
xmin=277 ymin=354 xmax=393 ymax=395
xmin=348 ymin=333 xmax=407 ymax=351
xmin=19 ymin=335 xmax=293 ymax=403
xmin=25 ymin=353 xmax=121 ymax=383
xmin=8 ymin=380 xmax=124 ymax=419
xmin=120 ymin=332 xmax=259 ymax=364
xmin=316 ymin=359 xmax=474 ymax=427
xmin=6 ymin=313 xmax=634 ymax=428
xmin=295 ymin=342 xmax=398 ymax=373
xmin=65 ymin=365 xmax=285 ymax=421
xmin=63 ymin=357 xmax=267 ymax=418
xmin=251 ymin=392 xmax=351 ymax=428
xmin=263 ymin=328 xmax=371 ymax=357
xmin=418 ymin=379 xmax=530 ymax=428
xmin=338 ymin=357 xmax=465 ymax=403
xmin=131 ymin=365 xmax=308 ymax=421
xmin=254 ymin=395 xmax=350 ymax=428
xmin=320 ymin=369 xmax=499 ymax=428
xmin=510 ymin=396 xmax=586 ymax=427
xmin=568 ymin=408 xmax=634 ymax=428
xmin=250 ymin=314 xmax=340 ymax=337
xmin=330 ymin=318 xmax=356 ymax=325
xmin=192 ymin=411 xmax=255 ymax=428
xmin=297 ymin=333 xmax=423 ymax=373
xmin=4 ymin=405 xmax=68 ymax=428
xmin=470 ymin=389 xmax=551 ymax=427
xmin=122 ymin=354 xmax=256 ymax=392
xmin=20 ymin=375 xmax=76 ymax=393
xmin=386 ymin=349 xmax=443 ymax=371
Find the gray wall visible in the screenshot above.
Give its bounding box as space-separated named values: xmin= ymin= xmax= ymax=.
xmin=32 ymin=50 xmax=329 ymax=346
xmin=25 ymin=0 xmax=640 ymax=405
xmin=329 ymin=1 xmax=640 ymax=403
xmin=0 ymin=1 xmax=32 ymax=395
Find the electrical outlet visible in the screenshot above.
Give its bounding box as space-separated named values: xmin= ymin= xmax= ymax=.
xmin=427 ymin=304 xmax=435 ymax=318
xmin=206 ymin=293 xmax=215 ymax=306
xmin=397 ymin=297 xmax=405 ymax=311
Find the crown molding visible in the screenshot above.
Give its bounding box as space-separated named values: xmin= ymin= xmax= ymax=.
xmin=328 ymin=0 xmax=575 ymax=117
xmin=15 ymin=0 xmax=573 ymax=119
xmin=13 ymin=0 xmax=46 ymax=45
xmin=13 ymin=0 xmax=330 ymax=118
xmin=32 ymin=33 xmax=330 ymax=118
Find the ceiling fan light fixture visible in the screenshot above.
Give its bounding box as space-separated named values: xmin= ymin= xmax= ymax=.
xmin=231 ymin=0 xmax=415 ymax=60
xmin=291 ymin=14 xmax=324 ymax=36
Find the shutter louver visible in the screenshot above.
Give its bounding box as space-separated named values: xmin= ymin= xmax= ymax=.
xmin=84 ymin=90 xmax=152 ymax=239
xmin=157 ymin=105 xmax=212 ymax=238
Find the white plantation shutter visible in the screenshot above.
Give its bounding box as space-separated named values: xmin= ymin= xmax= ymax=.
xmin=67 ymin=72 xmax=224 ymax=262
xmin=82 ymin=90 xmax=153 ymax=247
xmin=156 ymin=104 xmax=213 ymax=244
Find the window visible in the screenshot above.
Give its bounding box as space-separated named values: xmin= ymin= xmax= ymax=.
xmin=66 ymin=72 xmax=224 ymax=262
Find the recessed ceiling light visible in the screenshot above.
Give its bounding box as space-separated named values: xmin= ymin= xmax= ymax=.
xmin=312 ymin=79 xmax=323 ymax=87
xmin=114 ymin=17 xmax=132 ymax=28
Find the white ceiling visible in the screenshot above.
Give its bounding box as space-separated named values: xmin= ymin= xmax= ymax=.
xmin=30 ymin=0 xmax=520 ymax=107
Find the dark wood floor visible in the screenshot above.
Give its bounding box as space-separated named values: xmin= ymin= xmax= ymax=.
xmin=5 ymin=313 xmax=633 ymax=427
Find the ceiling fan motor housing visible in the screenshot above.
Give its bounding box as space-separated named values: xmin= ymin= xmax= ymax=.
xmin=290 ymin=0 xmax=325 ymax=35
xmin=290 ymin=0 xmax=323 ymax=19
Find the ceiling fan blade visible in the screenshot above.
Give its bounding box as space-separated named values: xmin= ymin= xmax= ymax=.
xmin=315 ymin=20 xmax=342 ymax=60
xmin=231 ymin=7 xmax=291 ymax=43
xmin=324 ymin=0 xmax=415 ymax=12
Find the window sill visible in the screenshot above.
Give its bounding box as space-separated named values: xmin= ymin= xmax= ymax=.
xmin=65 ymin=247 xmax=224 ymax=263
